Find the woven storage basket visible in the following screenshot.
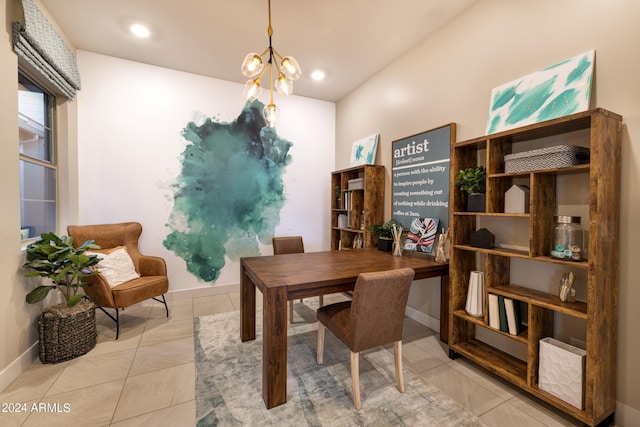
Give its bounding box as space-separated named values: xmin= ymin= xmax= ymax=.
xmin=38 ymin=299 xmax=97 ymax=364
xmin=504 ymin=145 xmax=589 ymax=173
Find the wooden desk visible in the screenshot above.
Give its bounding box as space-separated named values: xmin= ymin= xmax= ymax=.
xmin=240 ymin=247 xmax=449 ymax=409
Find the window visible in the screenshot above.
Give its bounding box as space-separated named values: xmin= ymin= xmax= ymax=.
xmin=19 ymin=72 xmax=56 ymax=240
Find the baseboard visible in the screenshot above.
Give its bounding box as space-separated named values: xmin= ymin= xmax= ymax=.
xmin=165 ymin=283 xmax=240 ymax=301
xmin=405 ymin=305 xmax=440 ymax=333
xmin=0 ymin=342 xmax=39 ymax=393
xmin=616 ymin=401 xmax=640 ymax=427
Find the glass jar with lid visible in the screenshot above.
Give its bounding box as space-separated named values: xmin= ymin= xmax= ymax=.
xmin=550 ymin=216 xmax=584 ymax=261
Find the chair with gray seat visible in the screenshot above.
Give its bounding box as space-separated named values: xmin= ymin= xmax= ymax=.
xmin=316 ymin=267 xmax=415 ymax=410
xmin=272 ymin=236 xmax=323 ymax=323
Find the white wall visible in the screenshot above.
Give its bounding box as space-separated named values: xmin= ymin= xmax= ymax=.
xmin=0 ymin=0 xmax=83 ymax=391
xmin=336 ymin=0 xmax=640 ymax=422
xmin=76 ymin=51 xmax=335 ymax=292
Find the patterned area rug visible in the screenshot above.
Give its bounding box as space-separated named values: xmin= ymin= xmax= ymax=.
xmin=195 ymin=307 xmax=483 ymax=426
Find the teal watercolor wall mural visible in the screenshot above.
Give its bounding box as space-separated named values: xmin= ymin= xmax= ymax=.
xmin=164 ymin=100 xmax=292 ymax=282
xmin=486 ymin=50 xmax=594 ymax=134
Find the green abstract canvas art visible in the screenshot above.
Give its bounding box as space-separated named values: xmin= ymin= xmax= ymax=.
xmin=486 ymin=50 xmax=594 ymax=135
xmin=349 ymin=133 xmax=379 ymax=166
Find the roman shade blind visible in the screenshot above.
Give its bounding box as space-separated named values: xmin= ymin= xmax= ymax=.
xmin=12 ymin=0 xmax=81 ymax=99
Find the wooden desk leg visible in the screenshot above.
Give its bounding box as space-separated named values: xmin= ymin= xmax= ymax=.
xmin=440 ymin=273 xmax=449 ymax=344
xmin=240 ymin=264 xmax=256 ymax=342
xmin=262 ymin=286 xmax=288 ymax=408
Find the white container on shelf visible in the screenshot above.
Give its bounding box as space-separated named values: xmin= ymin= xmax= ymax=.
xmin=465 ymin=271 xmax=484 ymax=317
xmin=538 ymin=337 xmax=586 ymax=409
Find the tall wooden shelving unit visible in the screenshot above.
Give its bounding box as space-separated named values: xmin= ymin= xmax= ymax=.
xmin=330 ymin=165 xmax=384 ymax=250
xmin=448 ymin=108 xmax=622 ymax=426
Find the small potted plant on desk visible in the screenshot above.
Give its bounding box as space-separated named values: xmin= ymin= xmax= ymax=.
xmin=455 ymin=165 xmax=486 ymax=212
xmin=23 ymin=232 xmax=102 ymax=363
xmin=368 ymin=220 xmax=399 ymax=252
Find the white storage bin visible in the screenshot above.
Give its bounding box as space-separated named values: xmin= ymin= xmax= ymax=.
xmin=538 ymin=337 xmax=586 ymax=409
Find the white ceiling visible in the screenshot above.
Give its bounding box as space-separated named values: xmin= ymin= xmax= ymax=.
xmin=40 ymin=0 xmax=477 ymax=102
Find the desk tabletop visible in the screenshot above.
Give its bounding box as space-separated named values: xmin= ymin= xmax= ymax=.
xmin=241 ymin=248 xmax=448 ymax=294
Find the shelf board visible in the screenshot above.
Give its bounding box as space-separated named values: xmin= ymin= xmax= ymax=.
xmin=454 ymin=244 xmax=530 ymax=258
xmin=489 ymin=163 xmax=589 ymax=178
xmin=530 ymin=385 xmax=592 ymax=424
xmin=452 ymin=309 xmax=484 ymax=325
xmin=453 ymin=309 xmax=529 ymax=344
xmin=450 ymin=339 xmax=527 ymax=387
xmin=332 ymin=227 xmax=364 ymax=234
xmin=454 ymin=108 xmax=620 ymax=147
xmin=454 ymin=245 xmax=590 ymax=269
xmin=453 ymin=212 xmax=530 ymax=218
xmin=490 ymin=285 xmax=587 ymax=319
xmin=531 ymin=255 xmax=589 ymax=269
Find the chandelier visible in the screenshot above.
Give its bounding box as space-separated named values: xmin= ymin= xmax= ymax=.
xmin=241 ymin=0 xmax=301 ymax=127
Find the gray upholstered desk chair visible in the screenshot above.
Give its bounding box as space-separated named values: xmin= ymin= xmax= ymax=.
xmin=316 ymin=267 xmax=415 ymax=410
xmin=272 ymin=236 xmax=323 ymax=323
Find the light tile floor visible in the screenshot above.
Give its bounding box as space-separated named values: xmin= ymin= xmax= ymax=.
xmin=0 ymin=291 xmax=588 ymax=426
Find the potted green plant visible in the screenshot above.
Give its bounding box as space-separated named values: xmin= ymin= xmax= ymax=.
xmin=24 ymin=232 xmax=102 ymax=306
xmin=23 ymin=232 xmax=102 ymax=363
xmin=334 ymin=185 xmax=342 ymax=208
xmin=368 ymin=220 xmax=399 ymax=252
xmin=455 ymin=165 xmax=486 ymax=212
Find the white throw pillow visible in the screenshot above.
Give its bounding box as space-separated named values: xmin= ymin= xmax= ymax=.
xmin=87 ymin=246 xmax=140 ymax=287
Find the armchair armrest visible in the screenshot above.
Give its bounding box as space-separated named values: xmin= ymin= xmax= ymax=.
xmin=82 ymin=274 xmax=116 ymax=308
xmin=138 ymin=255 xmax=167 ymax=277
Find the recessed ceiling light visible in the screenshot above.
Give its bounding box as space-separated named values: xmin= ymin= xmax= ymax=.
xmin=130 ymin=23 xmax=151 ymax=38
xmin=311 ymin=70 xmax=325 ymax=81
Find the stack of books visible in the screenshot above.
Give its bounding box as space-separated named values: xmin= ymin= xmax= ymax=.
xmin=488 ymin=294 xmax=521 ymax=335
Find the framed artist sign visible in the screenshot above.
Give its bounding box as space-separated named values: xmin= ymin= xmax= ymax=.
xmin=391 ymin=124 xmax=455 ymax=253
xmin=349 ymin=133 xmax=379 ymax=166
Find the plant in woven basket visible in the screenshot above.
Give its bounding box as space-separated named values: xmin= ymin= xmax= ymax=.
xmin=24 ymin=232 xmax=102 ymax=307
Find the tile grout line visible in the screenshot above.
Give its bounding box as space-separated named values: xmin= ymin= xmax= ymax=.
xmin=107 ymin=307 xmax=149 ymax=426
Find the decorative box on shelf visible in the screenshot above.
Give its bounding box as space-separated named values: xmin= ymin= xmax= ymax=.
xmin=505 ymin=184 xmax=530 ymax=214
xmin=347 ymin=177 xmax=364 ymax=190
xmin=538 ymin=337 xmax=586 ymax=409
xmin=504 ymin=145 xmax=589 ymax=173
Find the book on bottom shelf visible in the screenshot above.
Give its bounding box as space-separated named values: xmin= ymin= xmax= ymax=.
xmin=504 ymin=298 xmax=521 ymax=336
xmin=488 ymin=294 xmax=499 ymax=329
xmin=498 ymin=295 xmax=508 ymax=332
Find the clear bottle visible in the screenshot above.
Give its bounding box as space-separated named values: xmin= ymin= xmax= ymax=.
xmin=550 ymin=216 xmax=584 ymax=261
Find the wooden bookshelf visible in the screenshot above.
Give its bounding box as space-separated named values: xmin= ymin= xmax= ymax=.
xmin=448 ymin=108 xmax=622 ymax=426
xmin=330 ymin=165 xmax=384 ymax=250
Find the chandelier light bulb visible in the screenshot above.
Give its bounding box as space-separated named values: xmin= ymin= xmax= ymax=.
xmin=243 ymin=79 xmax=262 ymax=102
xmin=275 ymin=74 xmax=293 ymax=96
xmin=280 ymin=56 xmax=301 ymax=81
xmin=241 ymin=53 xmax=264 ymax=77
xmin=263 ymin=103 xmax=279 ymax=127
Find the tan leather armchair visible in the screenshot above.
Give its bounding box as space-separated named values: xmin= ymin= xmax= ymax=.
xmin=316 ymin=268 xmax=415 ymax=410
xmin=68 ymin=222 xmax=169 ymax=339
